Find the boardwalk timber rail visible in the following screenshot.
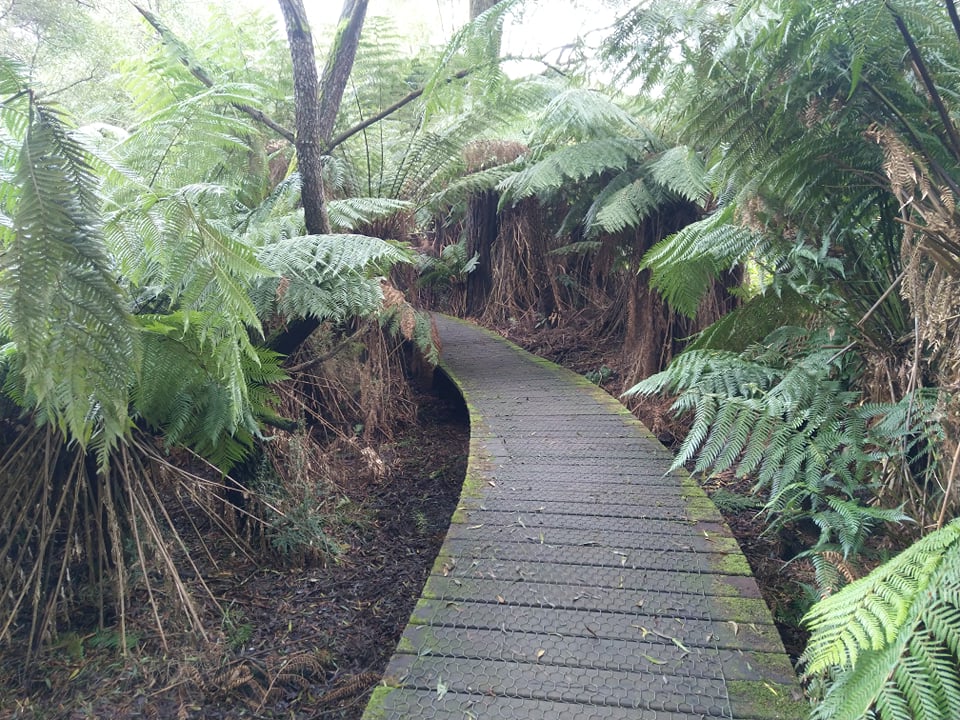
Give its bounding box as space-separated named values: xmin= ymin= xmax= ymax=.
xmin=363 ymin=315 xmax=804 ymax=720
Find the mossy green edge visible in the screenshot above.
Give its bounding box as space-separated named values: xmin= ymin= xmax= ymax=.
xmin=361 ymin=685 xmax=395 ymax=720
xmin=727 ymin=679 xmax=808 ymax=719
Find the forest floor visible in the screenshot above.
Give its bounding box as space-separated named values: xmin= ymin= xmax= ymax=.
xmin=2 ymin=318 xmax=819 ymax=720
xmin=1 ymin=382 xmax=469 ymax=720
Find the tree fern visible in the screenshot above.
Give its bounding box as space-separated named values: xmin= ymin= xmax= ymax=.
xmin=133 ymin=314 xmax=285 ymax=470
xmin=689 ymin=286 xmax=816 ymax=352
xmin=625 ymin=326 xmax=936 ymax=560
xmin=591 ymin=174 xmax=660 ymax=235
xmin=533 ymin=87 xmax=650 ymax=146
xmin=253 ymin=233 xmax=410 ymax=324
xmin=802 ymin=519 xmax=960 ymax=720
xmin=0 ymin=78 xmax=137 ymax=452
xmin=640 ymin=205 xmax=761 ymax=318
xmin=416 ymin=239 xmax=478 ymax=288
xmin=498 ymin=136 xmax=654 ymax=202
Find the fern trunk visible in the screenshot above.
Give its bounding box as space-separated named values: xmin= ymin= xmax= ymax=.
xmin=465 ymin=189 xmax=499 ymax=316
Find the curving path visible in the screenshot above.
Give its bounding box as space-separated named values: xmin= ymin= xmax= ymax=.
xmin=363 ymin=315 xmax=804 ymax=719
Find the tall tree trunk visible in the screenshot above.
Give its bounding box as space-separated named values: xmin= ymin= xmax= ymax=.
xmin=469 ymin=0 xmax=500 ymax=19
xmin=318 ymin=0 xmax=368 ymax=147
xmin=278 ymin=0 xmax=329 ymax=237
xmin=271 ymin=0 xmax=368 ymax=357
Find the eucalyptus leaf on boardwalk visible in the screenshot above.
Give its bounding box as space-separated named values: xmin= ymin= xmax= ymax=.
xmin=364 ymin=315 xmax=804 ymax=719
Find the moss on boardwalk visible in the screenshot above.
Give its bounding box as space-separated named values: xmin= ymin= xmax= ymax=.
xmin=363 ymin=315 xmax=804 ymax=720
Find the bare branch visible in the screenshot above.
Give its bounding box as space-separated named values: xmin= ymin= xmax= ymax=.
xmin=886 ymin=0 xmax=960 ymax=161
xmin=131 ymin=2 xmax=295 ymax=143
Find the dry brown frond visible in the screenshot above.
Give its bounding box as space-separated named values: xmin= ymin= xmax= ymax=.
xmin=819 ymin=551 xmax=860 ymax=584
xmin=210 ymin=662 xmax=255 ymax=692
xmin=464 ymin=139 xmax=527 ymax=173
xmin=316 ymin=671 xmax=380 ymax=705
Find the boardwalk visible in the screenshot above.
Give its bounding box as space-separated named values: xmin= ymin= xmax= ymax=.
xmin=363 ymin=316 xmax=804 ymax=719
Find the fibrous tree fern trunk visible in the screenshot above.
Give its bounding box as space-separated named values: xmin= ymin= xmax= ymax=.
xmin=465 ymin=188 xmax=499 ymax=316
xmin=620 ymin=202 xmax=711 ymax=382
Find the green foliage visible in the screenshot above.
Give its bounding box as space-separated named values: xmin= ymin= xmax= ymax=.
xmin=416 ymin=240 xmax=479 ymax=288
xmin=625 ymin=325 xmax=940 ymax=562
xmin=0 ymin=62 xmax=137 ymax=453
xmin=648 ymin=145 xmax=709 ymax=203
xmin=133 ymin=316 xmax=286 ymax=470
xmin=254 ymin=233 xmax=411 ymax=324
xmin=640 ymin=205 xmax=760 ymax=318
xmin=802 ymin=519 xmax=960 ymax=720
xmin=328 ymin=196 xmax=412 ymax=233
xmin=710 ymin=488 xmax=764 ymax=513
xmin=689 ymin=287 xmax=816 ymax=352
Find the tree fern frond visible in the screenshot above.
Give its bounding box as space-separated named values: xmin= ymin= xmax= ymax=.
xmin=804 ymin=520 xmax=960 ymax=720
xmin=1 ymin=94 xmax=137 ymax=449
xmin=649 ymin=144 xmax=709 ymax=203
xmin=592 ymin=176 xmax=660 ymax=235
xmin=533 ymin=87 xmax=651 ymax=146
xmin=327 ymin=197 xmax=411 ymax=233
xmin=689 ymin=287 xmax=817 ymax=352
xmin=427 ymin=164 xmax=516 ymax=209
xmin=254 ymin=234 xmax=410 ymax=323
xmin=641 ymin=205 xmax=760 ymax=318
xmin=499 ymin=137 xmax=651 ymax=203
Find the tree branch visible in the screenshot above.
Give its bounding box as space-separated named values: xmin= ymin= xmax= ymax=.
xmin=317 ymin=0 xmax=368 ymax=145
xmin=131 ymin=2 xmax=295 ymax=143
xmin=886 ymin=0 xmax=960 ymax=161
xmin=325 ymin=67 xmax=473 ymax=152
xmin=946 ymin=0 xmax=960 ymax=47
xmin=325 ymin=54 xmax=566 ymax=153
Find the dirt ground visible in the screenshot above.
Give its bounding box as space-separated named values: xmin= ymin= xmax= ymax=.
xmin=1 ymin=379 xmax=469 ymax=720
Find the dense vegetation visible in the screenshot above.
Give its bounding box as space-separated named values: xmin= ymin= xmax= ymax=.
xmin=1 ymin=0 xmax=959 ymax=717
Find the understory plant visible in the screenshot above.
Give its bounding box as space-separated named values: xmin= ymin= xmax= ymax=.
xmin=0 ymin=20 xmax=430 ymax=655
xmin=801 ymin=519 xmax=960 ymax=719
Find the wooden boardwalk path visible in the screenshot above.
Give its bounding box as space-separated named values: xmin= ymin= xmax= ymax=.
xmin=363 ymin=316 xmax=804 ymax=719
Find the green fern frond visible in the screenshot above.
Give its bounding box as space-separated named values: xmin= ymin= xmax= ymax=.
xmin=533 ymin=87 xmax=651 ymax=145
xmin=427 ymin=165 xmax=516 ymax=209
xmin=255 ymin=234 xmax=411 ymax=323
xmin=1 ymin=92 xmax=137 ymax=450
xmin=416 ymin=240 xmax=478 ymax=287
xmin=803 ymin=520 xmax=960 ymax=720
xmin=549 ymin=240 xmax=603 ymax=256
xmin=592 ymin=176 xmax=660 ymax=235
xmin=689 ymin=287 xmax=817 ymax=352
xmin=327 ymin=197 xmax=411 ymax=232
xmin=134 ymin=313 xmax=284 ymax=469
xmin=649 ymin=145 xmax=709 ymax=203
xmin=641 ymin=205 xmax=761 ymax=318
xmin=499 ymin=137 xmax=651 ymax=203
xmin=625 ymin=328 xmax=940 ymax=560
